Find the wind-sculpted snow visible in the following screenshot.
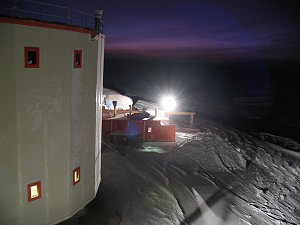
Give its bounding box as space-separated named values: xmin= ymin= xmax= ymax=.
xmin=257 ymin=132 xmax=300 ymax=153
xmin=171 ymin=118 xmax=300 ymax=224
xmin=60 ymin=118 xmax=300 ymax=225
xmin=95 ymin=152 xmax=185 ymax=225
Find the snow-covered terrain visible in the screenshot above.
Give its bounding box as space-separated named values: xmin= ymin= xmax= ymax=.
xmin=60 ymin=118 xmax=300 ymax=225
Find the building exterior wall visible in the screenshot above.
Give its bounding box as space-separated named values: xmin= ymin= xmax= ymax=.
xmin=0 ymin=19 xmax=104 ymax=225
xmin=145 ymin=123 xmax=176 ymax=142
xmin=102 ymin=119 xmax=176 ymax=142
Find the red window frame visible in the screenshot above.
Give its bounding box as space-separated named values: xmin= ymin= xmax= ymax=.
xmin=74 ymin=50 xmax=82 ymax=68
xmin=27 ymin=181 xmax=42 ymax=202
xmin=25 ymin=47 xmax=40 ymax=68
xmin=73 ymin=167 xmax=80 ymax=185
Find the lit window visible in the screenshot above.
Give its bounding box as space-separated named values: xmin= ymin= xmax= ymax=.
xmin=31 ymin=185 xmax=39 ymax=198
xmin=73 ymin=167 xmax=80 ymax=185
xmin=25 ymin=47 xmax=40 ymax=68
xmin=147 ymin=127 xmax=152 ymax=133
xmin=74 ymin=50 xmax=82 ymax=68
xmin=74 ymin=171 xmax=79 ymax=182
xmin=27 ymin=181 xmax=41 ymax=202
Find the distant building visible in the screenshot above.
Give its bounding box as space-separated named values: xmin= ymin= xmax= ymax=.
xmin=103 ymin=88 xmax=133 ymax=110
xmin=134 ymin=99 xmax=159 ymax=112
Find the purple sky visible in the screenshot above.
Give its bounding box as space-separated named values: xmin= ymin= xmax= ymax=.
xmin=12 ymin=0 xmax=298 ymax=61
xmin=71 ymin=0 xmax=300 ymax=61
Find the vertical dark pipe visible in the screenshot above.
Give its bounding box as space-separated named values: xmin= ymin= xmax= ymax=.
xmin=113 ymin=101 xmax=117 ymax=117
xmin=91 ymin=9 xmax=103 ymax=41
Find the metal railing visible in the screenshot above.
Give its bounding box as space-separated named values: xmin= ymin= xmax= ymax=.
xmin=0 ymin=0 xmax=102 ymax=31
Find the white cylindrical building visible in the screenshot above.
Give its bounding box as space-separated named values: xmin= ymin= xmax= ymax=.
xmin=0 ymin=11 xmax=104 ymax=225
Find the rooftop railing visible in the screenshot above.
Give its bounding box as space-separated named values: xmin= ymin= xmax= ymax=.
xmin=0 ymin=0 xmax=103 ymax=32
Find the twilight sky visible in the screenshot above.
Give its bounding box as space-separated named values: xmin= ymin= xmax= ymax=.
xmin=71 ymin=0 xmax=300 ymax=61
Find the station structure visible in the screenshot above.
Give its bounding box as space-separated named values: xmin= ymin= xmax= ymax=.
xmin=0 ymin=1 xmax=104 ymax=224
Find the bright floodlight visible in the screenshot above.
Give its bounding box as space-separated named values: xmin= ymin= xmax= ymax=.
xmin=161 ymin=96 xmax=176 ymax=111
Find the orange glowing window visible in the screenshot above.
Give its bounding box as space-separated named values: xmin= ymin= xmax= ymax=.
xmin=74 ymin=50 xmax=82 ymax=68
xmin=73 ymin=167 xmax=80 ymax=185
xmin=25 ymin=47 xmax=40 ymax=68
xmin=27 ymin=181 xmax=41 ymax=202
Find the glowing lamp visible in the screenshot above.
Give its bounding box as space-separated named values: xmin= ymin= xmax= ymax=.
xmin=161 ymin=96 xmax=176 ymax=111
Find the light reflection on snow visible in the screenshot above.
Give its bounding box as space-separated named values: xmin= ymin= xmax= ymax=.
xmin=138 ymin=145 xmax=168 ymax=154
xmin=176 ymin=131 xmax=210 ymax=147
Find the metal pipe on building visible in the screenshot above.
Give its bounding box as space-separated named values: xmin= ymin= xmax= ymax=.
xmin=113 ymin=100 xmax=117 ymax=117
xmin=91 ymin=9 xmax=103 ymax=41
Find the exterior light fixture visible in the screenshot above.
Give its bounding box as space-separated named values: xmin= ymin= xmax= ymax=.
xmin=161 ymin=96 xmax=176 ymax=111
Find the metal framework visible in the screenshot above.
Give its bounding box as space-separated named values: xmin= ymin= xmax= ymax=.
xmin=0 ymin=0 xmax=103 ymax=31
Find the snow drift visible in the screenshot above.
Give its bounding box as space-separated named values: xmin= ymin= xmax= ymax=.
xmin=60 ymin=117 xmax=300 ymax=225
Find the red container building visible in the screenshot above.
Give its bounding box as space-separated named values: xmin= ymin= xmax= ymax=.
xmin=102 ymin=118 xmax=176 ymax=142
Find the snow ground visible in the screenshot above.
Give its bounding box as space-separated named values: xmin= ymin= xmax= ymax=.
xmin=60 ymin=118 xmax=300 ymax=225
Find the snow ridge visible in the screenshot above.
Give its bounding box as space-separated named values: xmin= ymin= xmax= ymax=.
xmin=173 ymin=118 xmax=300 ymax=225
xmin=77 ymin=117 xmax=300 ymax=225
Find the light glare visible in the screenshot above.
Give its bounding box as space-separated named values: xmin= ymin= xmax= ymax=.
xmin=161 ymin=96 xmax=176 ymax=111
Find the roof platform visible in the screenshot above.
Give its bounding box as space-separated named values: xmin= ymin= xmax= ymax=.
xmin=165 ymin=111 xmax=196 ymax=127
